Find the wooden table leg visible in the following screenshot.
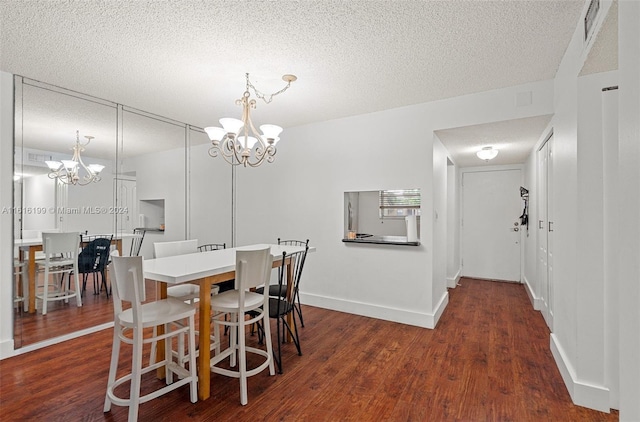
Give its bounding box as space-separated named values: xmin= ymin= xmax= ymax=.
xmin=115 ymin=239 xmax=122 ymax=256
xmin=198 ymin=278 xmax=212 ymax=400
xmin=155 ymin=282 xmax=168 ymax=378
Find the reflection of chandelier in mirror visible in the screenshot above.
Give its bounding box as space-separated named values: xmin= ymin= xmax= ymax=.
xmin=46 ymin=130 xmax=105 ymax=185
xmin=476 ymin=146 xmax=499 ymax=161
xmin=205 ymin=73 xmax=296 ymax=167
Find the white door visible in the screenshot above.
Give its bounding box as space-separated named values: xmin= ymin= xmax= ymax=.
xmin=537 ymin=141 xmax=549 ymax=321
xmin=461 ymin=169 xmax=522 ymax=281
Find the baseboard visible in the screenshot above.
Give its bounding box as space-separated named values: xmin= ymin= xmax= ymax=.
xmin=2 ymin=321 xmax=114 ymax=359
xmin=300 ymin=292 xmax=448 ymax=329
xmin=523 ymin=275 xmax=543 ymax=310
xmin=446 ymin=268 xmax=461 ymax=288
xmin=0 ymin=339 xmax=15 ymax=360
xmin=550 ymin=334 xmax=611 ymax=412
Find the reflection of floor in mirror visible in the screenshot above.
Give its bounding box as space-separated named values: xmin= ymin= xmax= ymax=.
xmin=14 ymin=276 xmax=158 ymax=347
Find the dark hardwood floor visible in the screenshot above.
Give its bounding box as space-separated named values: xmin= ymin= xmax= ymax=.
xmin=1 ymin=278 xmax=618 ymax=421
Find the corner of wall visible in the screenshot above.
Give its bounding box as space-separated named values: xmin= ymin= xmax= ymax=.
xmin=550 ymin=334 xmax=611 ymax=413
xmin=446 ymin=267 xmax=461 ymax=289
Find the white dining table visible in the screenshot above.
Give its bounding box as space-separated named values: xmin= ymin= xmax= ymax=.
xmin=143 ymin=243 xmax=314 ymax=401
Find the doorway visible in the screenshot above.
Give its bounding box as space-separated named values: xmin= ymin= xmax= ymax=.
xmin=461 ymin=168 xmax=523 ymax=282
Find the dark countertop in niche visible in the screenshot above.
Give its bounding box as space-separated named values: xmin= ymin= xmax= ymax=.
xmin=342 ymin=235 xmax=420 ymax=246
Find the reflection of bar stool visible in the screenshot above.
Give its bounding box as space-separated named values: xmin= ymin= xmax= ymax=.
xmin=13 ymin=259 xmax=28 ymax=312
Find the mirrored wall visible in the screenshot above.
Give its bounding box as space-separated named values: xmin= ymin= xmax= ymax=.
xmin=12 ymin=76 xmax=232 ymax=349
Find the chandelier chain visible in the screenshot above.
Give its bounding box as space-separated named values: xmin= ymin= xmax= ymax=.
xmin=245 ymin=73 xmax=292 ymax=104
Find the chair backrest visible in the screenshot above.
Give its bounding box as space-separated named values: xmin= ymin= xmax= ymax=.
xmin=236 ymin=247 xmax=273 ymax=291
xmin=154 ymin=239 xmax=198 ymax=258
xmin=277 ymin=238 xmax=310 ymax=248
xmin=108 ymin=254 xmax=145 ymax=318
xmin=42 ymin=232 xmax=80 ymax=259
xmin=130 ymin=228 xmax=146 ymax=257
xmin=81 ymin=234 xmax=112 ymax=243
xmin=275 ymin=247 xmax=308 ymax=296
xmin=78 ymin=236 xmax=113 ymax=272
xmin=198 ymin=243 xmax=226 ymax=252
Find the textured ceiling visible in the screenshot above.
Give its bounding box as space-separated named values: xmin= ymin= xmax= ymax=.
xmin=435 ymin=115 xmax=553 ymax=167
xmin=1 ymin=0 xmax=586 ymax=164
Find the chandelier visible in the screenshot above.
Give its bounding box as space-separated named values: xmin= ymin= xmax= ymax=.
xmin=205 ymin=73 xmax=296 ymax=167
xmin=45 ymin=130 xmax=105 ymax=185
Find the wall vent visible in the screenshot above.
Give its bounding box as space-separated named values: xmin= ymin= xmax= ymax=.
xmin=28 ymin=153 xmax=52 ymax=162
xmin=584 ymin=0 xmax=600 ymax=42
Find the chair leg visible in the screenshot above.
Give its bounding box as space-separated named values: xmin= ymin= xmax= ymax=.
xmin=238 ymin=316 xmax=248 ymax=406
xmin=104 ymin=329 xmax=121 ymax=413
xmin=295 ymin=292 xmax=305 ymax=327
xmin=165 ymin=323 xmax=174 ymax=384
xmin=73 ymin=272 xmax=82 ymax=308
xmin=275 ymin=316 xmax=283 ymax=374
xmin=42 ymin=267 xmax=49 ymax=315
xmin=187 ymin=315 xmax=198 ymax=403
xmin=262 ymin=312 xmax=275 ymax=376
xmin=128 ymin=327 xmax=143 ymax=422
xmin=230 ymin=313 xmax=237 ymax=368
xmin=177 ymin=329 xmax=186 ymax=369
xmin=150 ymin=327 xmax=158 ymax=365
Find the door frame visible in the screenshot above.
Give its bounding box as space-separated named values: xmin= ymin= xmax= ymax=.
xmin=459 ymin=164 xmax=525 ymax=282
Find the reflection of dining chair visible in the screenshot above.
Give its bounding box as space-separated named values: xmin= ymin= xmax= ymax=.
xmin=129 ymin=228 xmax=145 ymax=257
xmin=275 ymin=238 xmax=310 ymax=326
xmin=210 ymin=246 xmax=275 ymax=405
xmin=151 ymin=239 xmax=220 ymax=367
xmin=14 ymin=259 xmax=27 ymax=312
xmin=77 ymin=235 xmax=113 ymax=297
xmin=104 ymin=254 xmax=197 ymax=422
xmin=255 ymin=250 xmax=305 ymax=373
xmin=198 ymin=243 xmax=226 ymax=252
xmin=35 ymin=232 xmax=82 ymax=315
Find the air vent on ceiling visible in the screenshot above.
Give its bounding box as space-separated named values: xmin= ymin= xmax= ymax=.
xmin=28 ymin=153 xmax=52 ymax=162
xmin=584 ymin=0 xmax=600 ymax=42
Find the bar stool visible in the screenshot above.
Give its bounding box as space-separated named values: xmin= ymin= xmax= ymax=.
xmin=104 ymin=254 xmax=198 ymax=422
xmin=210 ymin=246 xmax=275 ymax=405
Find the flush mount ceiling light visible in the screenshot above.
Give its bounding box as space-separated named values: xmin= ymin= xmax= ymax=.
xmin=45 ymin=130 xmax=105 ymax=185
xmin=205 ymin=73 xmax=296 ymax=168
xmin=476 ymin=146 xmax=499 ymax=161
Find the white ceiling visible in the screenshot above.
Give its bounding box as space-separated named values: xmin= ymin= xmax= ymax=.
xmin=1 ymin=0 xmax=588 ymax=165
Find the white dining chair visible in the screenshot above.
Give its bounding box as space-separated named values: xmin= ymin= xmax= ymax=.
xmin=150 ymin=239 xmax=220 ymax=367
xmin=210 ymin=246 xmax=276 ymax=405
xmin=104 ymin=254 xmax=197 ymax=422
xmin=35 ymin=231 xmax=82 ymax=315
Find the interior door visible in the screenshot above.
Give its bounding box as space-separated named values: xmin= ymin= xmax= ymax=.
xmin=461 ymin=169 xmax=522 ymax=281
xmin=538 ymin=140 xmax=550 ymax=323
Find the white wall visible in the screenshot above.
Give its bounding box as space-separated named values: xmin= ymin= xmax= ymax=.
xmin=0 ymin=71 xmax=15 ymax=357
xmin=576 ymin=70 xmax=618 ymax=405
xmin=522 ymin=127 xmax=546 ymax=308
xmin=432 ymin=136 xmax=449 ymax=317
xmin=544 ymin=0 xmax=633 ymax=413
xmin=617 ymin=1 xmax=640 ymax=419
xmin=233 ymin=79 xmax=554 ymax=329
xmin=445 ymin=158 xmax=460 ymax=287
